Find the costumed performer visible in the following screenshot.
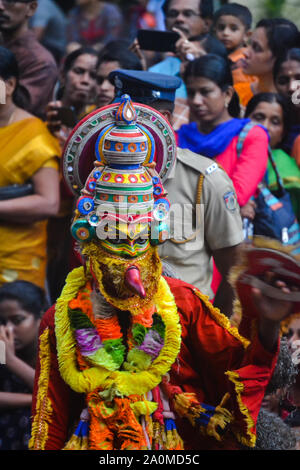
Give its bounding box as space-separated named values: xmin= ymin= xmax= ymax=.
xmin=29 ymin=95 xmax=300 ymax=451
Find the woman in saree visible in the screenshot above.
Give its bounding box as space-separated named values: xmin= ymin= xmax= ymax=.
xmin=0 ymin=47 xmax=60 ymax=290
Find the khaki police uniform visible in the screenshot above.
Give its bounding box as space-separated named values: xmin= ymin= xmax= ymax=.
xmin=159 ymin=148 xmax=244 ymax=299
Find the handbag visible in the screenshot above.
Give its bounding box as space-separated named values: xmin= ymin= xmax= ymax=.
xmin=0 ymin=183 xmax=33 ymax=201
xmin=237 ymin=122 xmax=300 ymax=245
xmin=253 ymin=151 xmax=300 ymax=244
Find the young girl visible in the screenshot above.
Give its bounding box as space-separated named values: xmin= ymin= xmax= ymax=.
xmin=0 ymin=281 xmax=46 ymax=450
xmin=177 ymin=53 xmax=269 ymax=211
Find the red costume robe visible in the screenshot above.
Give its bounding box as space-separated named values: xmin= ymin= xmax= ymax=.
xmin=30 ymin=277 xmax=278 ymax=450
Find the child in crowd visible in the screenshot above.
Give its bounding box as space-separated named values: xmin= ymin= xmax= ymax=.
xmin=212 ymin=3 xmax=256 ymax=85
xmin=0 ymin=281 xmax=46 ymax=450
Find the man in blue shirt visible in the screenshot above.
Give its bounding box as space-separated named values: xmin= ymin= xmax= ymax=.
xmin=149 ymin=0 xmax=214 ymax=99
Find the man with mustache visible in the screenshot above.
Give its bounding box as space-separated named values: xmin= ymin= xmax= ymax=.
xmin=29 ymin=95 xmax=299 ymax=451
xmin=149 ymin=0 xmax=213 ymax=100
xmin=0 ymin=0 xmax=57 ymax=117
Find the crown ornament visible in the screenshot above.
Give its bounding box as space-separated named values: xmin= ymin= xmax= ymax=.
xmin=70 ymin=95 xmax=171 ymax=246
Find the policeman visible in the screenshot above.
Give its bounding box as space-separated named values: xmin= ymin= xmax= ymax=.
xmin=109 ymin=69 xmax=244 ymax=317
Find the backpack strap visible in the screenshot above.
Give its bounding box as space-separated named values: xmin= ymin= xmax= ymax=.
xmin=236 ymin=121 xmax=257 ymax=158
xmin=267 ymin=147 xmax=285 ymax=194
xmin=236 ymin=122 xmax=285 ymax=194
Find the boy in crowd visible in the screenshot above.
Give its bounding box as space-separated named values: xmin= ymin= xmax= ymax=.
xmin=212 ymin=3 xmax=256 ymax=85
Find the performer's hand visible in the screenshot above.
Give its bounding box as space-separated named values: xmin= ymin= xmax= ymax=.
xmin=252 ymin=272 xmax=295 ymax=323
xmin=253 ymin=271 xmax=298 ymax=352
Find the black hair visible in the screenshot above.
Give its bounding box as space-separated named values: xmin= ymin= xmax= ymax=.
xmin=184 ymin=53 xmax=240 ymax=117
xmin=62 ymin=46 xmax=98 ymax=74
xmin=265 ymin=337 xmax=298 ymax=394
xmin=190 ymin=33 xmax=228 ymax=59
xmin=147 ymin=99 xmax=175 ymax=114
xmin=253 ymin=409 xmax=297 ymax=450
xmin=0 ymin=281 xmax=47 ymax=319
xmin=273 ymin=47 xmax=300 ymax=82
xmin=0 ymin=46 xmax=28 ymax=108
xmin=162 ymin=0 xmax=214 ymax=20
xmin=242 ymin=338 xmax=298 ymax=451
xmin=256 ymin=18 xmax=300 ymax=60
xmin=212 ymin=3 xmax=252 ymax=30
xmin=96 ymin=40 xmax=143 ymax=71
xmin=245 ymin=92 xmax=291 ymax=139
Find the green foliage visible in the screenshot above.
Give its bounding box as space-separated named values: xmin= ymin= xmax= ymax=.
xmin=264 ymin=0 xmax=286 ymax=17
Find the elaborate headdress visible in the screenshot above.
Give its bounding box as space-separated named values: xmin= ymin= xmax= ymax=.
xmin=63 ymin=94 xmax=176 ymax=247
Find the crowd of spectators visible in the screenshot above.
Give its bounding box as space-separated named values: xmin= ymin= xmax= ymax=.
xmin=0 ymin=0 xmax=300 ymax=451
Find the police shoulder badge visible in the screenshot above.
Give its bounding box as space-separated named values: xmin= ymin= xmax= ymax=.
xmin=223 ymin=191 xmax=237 ymax=212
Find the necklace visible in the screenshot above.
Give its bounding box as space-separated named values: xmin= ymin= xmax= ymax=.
xmin=55 ymin=266 xmax=182 ymax=396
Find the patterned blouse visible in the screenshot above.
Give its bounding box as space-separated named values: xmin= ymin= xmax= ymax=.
xmin=0 ymin=366 xmax=32 ymax=450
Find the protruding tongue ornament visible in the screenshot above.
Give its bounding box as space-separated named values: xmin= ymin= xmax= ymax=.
xmin=125 ymin=265 xmax=146 ymax=298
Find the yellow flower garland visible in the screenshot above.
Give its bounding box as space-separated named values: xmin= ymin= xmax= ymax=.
xmin=55 ymin=267 xmax=182 ymax=396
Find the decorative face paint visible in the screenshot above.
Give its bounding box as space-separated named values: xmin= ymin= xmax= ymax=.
xmin=81 ymin=241 xmax=162 ymax=312
xmin=65 ymin=95 xmax=173 ymax=307
xmin=100 ymin=222 xmax=151 ymax=258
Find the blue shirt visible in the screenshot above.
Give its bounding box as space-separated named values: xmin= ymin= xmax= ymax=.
xmin=149 ymin=56 xmax=187 ymax=99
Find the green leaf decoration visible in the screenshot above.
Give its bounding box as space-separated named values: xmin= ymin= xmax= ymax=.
xmin=68 ymin=308 xmax=94 ymax=330
xmin=152 ymin=313 xmax=166 ymax=339
xmin=103 ymin=338 xmax=126 ymax=367
xmin=132 ymin=324 xmax=148 ymax=345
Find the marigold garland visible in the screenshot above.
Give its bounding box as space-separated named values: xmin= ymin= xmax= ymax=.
xmin=54 ymin=267 xmax=182 ymax=396
xmin=94 ymin=316 xmax=123 ymax=341
xmin=132 ymin=305 xmax=155 ymax=327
